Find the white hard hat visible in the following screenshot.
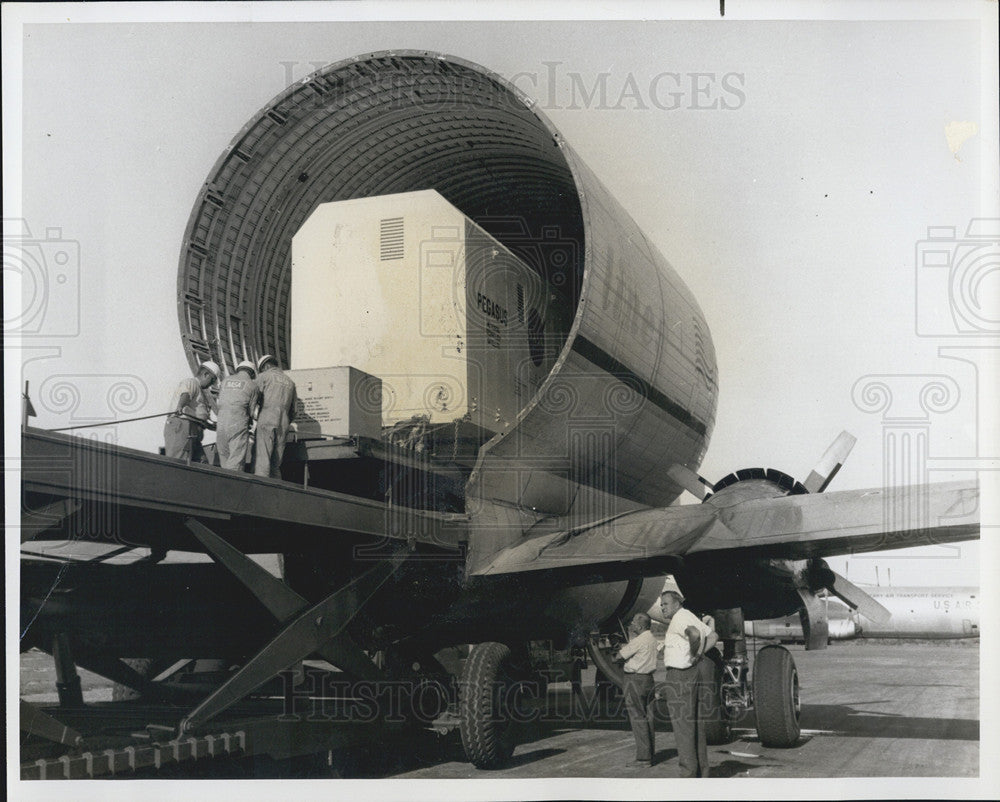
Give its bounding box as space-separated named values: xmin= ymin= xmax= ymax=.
xmin=235 ymin=359 xmax=256 ymax=376
xmin=200 ymin=360 xmax=220 ymax=379
xmin=257 ymin=354 xmax=277 ymax=372
xmin=660 ymin=575 xmax=685 ymax=601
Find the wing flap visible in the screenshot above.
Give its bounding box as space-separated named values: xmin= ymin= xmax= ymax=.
xmin=470 ymin=480 xmax=978 ymax=576
xmin=473 ymin=504 xmax=725 ymax=575
xmin=691 ymin=479 xmax=978 ymax=558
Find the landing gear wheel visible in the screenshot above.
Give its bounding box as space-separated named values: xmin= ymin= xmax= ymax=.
xmin=704 ymin=651 xmax=733 ymax=745
xmin=753 ymin=645 xmax=800 ymax=747
xmin=458 ymin=642 xmax=525 ymax=769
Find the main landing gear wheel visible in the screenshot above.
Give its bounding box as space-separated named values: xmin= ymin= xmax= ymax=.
xmin=459 ymin=642 xmax=526 ymax=769
xmin=753 ymin=645 xmax=801 ymax=747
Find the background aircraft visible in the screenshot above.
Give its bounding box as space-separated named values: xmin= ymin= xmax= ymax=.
xmin=747 ymin=585 xmax=980 ymax=641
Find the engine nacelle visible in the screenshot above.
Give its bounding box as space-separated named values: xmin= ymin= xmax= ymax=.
xmin=542 ymin=576 xmax=664 ymax=643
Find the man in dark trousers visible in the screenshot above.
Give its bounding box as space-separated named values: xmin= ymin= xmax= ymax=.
xmin=658 ymin=575 xmax=718 ymax=777
xmin=253 ymin=354 xmax=297 ymax=478
xmin=616 ymin=612 xmax=661 ymax=768
xmin=216 ymin=359 xmax=259 ymax=471
xmin=163 ymin=360 xmax=218 ymax=462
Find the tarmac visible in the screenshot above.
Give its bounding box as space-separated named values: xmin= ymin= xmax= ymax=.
xmin=358 ymin=640 xmax=981 ymax=780
xmin=19 ymin=639 xmax=980 ymax=780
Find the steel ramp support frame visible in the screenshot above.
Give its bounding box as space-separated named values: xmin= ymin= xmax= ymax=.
xmin=20 ymin=499 xmax=81 ymax=542
xmin=52 ymin=633 xmax=84 ymax=707
xmin=65 ymin=646 xmax=188 ymax=704
xmin=180 ymin=518 xmax=408 ymax=732
xmin=20 ymin=700 xmax=83 ymax=748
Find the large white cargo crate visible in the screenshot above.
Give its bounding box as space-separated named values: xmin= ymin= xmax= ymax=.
xmin=291 ymin=190 xmax=570 ymax=434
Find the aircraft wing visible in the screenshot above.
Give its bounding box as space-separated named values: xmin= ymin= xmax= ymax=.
xmin=471 ymin=480 xmax=979 ymax=575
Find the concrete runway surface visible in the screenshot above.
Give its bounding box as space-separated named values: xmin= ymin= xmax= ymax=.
xmin=388 ymin=640 xmax=980 ymax=779
xmin=19 ymin=640 xmax=979 ymax=779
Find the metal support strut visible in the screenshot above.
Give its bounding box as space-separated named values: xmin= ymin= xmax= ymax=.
xmin=20 ymin=700 xmax=83 ymax=748
xmin=713 ymin=607 xmax=751 ymax=718
xmin=52 ymin=633 xmax=84 ymax=707
xmin=180 ymin=518 xmax=408 ymax=732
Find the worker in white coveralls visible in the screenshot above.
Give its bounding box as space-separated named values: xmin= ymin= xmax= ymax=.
xmin=253 ymin=354 xmax=297 ymax=478
xmin=658 ymin=575 xmax=718 ymax=778
xmin=163 ymin=360 xmax=219 ymax=463
xmin=216 ymin=360 xmax=260 ymax=471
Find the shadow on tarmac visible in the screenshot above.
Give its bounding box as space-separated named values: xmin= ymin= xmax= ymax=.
xmin=711 ymin=758 xmax=784 ymax=777
xmin=799 ymin=703 xmax=979 ymax=741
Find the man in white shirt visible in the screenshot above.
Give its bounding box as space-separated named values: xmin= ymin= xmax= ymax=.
xmin=658 ymin=576 xmax=718 ymax=777
xmin=163 ymin=361 xmax=219 ymax=462
xmin=616 ymin=612 xmax=661 ymax=767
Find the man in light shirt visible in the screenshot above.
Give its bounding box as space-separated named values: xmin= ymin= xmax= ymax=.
xmin=616 ymin=612 xmax=661 ymax=767
xmin=163 ymin=360 xmax=219 ymax=463
xmin=659 ymin=577 xmax=718 ymax=778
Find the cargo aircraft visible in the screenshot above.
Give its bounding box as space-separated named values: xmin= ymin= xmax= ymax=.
xmin=19 ymin=52 xmax=980 ymax=769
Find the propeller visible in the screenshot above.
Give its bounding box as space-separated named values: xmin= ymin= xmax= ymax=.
xmin=805 ymin=558 xmax=893 ymax=625
xmin=667 ymin=463 xmax=713 ymax=501
xmin=672 ymin=430 xmax=858 ymax=502
xmin=803 ymin=431 xmax=857 ymax=493
xmin=795 ymin=587 xmax=831 ymax=651
xmin=827 ymin=571 xmax=892 ymax=625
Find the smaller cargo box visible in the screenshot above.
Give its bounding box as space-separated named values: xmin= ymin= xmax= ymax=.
xmin=286 ymin=366 xmax=382 ymax=440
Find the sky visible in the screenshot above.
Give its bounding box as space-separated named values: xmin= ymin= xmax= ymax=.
xmin=4 ymin=2 xmax=998 ymax=798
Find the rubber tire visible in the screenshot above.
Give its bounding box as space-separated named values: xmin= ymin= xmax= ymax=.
xmin=753 ymin=645 xmax=801 ymax=747
xmin=111 ymin=658 xmax=154 ymax=701
xmin=704 ymin=651 xmax=733 ymax=745
xmin=458 ymin=642 xmax=521 ymax=769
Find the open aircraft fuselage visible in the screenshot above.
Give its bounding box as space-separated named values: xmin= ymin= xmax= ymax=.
xmin=170 ymin=51 xmax=726 ymax=652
